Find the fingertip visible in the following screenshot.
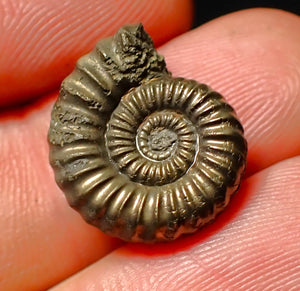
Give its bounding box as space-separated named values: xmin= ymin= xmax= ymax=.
xmin=0 ymin=0 xmax=193 ymax=107
xmin=159 ymin=8 xmax=300 ymax=175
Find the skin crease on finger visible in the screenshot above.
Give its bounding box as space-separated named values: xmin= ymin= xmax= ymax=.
xmin=0 ymin=7 xmax=299 ymax=291
xmin=0 ymin=0 xmax=193 ymax=107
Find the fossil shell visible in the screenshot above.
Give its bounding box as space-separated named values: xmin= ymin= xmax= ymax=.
xmin=48 ymin=24 xmax=247 ymax=243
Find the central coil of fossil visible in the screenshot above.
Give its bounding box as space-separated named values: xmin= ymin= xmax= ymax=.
xmin=48 ymin=24 xmax=247 ymax=243
xmin=106 ymin=91 xmax=198 ymax=186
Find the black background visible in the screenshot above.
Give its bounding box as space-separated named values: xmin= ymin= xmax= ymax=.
xmin=192 ymin=0 xmax=300 ymax=27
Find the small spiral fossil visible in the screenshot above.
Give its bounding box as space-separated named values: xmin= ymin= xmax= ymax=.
xmin=48 ymin=24 xmax=247 ymax=243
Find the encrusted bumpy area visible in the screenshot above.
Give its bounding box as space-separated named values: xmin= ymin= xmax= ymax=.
xmin=48 ymin=24 xmax=247 ymax=243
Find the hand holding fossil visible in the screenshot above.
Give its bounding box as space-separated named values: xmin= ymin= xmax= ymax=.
xmin=0 ymin=1 xmax=300 ymax=290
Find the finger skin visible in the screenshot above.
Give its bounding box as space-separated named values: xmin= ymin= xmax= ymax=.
xmin=0 ymin=0 xmax=193 ymax=107
xmin=1 ymin=7 xmax=300 ymax=291
xmin=0 ymin=95 xmax=123 ymax=291
xmin=159 ymin=8 xmax=300 ymax=175
xmin=51 ymin=156 xmax=300 ymax=291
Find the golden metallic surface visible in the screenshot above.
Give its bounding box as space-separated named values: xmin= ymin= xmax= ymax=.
xmin=48 ymin=24 xmax=247 ymax=243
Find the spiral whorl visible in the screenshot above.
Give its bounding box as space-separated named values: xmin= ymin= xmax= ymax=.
xmin=48 ymin=24 xmax=247 ymax=243
xmin=106 ymin=79 xmax=199 ymax=186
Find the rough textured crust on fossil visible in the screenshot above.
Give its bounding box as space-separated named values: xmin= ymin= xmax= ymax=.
xmin=48 ymin=23 xmax=247 ymax=243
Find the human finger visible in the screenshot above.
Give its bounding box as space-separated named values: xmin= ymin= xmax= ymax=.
xmin=1 ymin=7 xmax=300 ymax=291
xmin=0 ymin=94 xmax=125 ymax=291
xmin=159 ymin=8 xmax=300 ymax=175
xmin=51 ymin=156 xmax=300 ymax=290
xmin=0 ymin=0 xmax=193 ymax=107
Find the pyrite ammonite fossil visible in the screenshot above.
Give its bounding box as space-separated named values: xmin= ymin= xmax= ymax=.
xmin=48 ymin=24 xmax=247 ymax=243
